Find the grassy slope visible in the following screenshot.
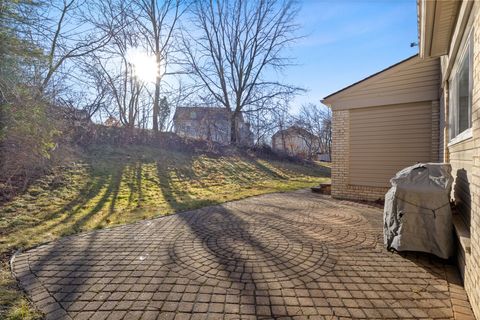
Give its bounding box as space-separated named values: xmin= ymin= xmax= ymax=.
xmin=0 ymin=144 xmax=330 ymax=319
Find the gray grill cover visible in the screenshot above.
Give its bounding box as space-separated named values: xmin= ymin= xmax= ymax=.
xmin=383 ymin=163 xmax=454 ymax=259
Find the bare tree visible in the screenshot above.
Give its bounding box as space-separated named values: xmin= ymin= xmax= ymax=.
xmin=322 ymin=111 xmax=332 ymax=156
xmin=34 ymin=0 xmax=113 ymax=93
xmin=297 ymin=103 xmax=332 ymax=157
xmin=80 ymin=67 xmax=110 ymax=120
xmin=89 ymin=0 xmax=148 ymax=128
xmin=269 ymin=97 xmax=294 ymax=151
xmin=184 ymin=0 xmax=302 ymax=144
xmin=135 ymin=0 xmax=183 ymax=132
xmin=293 ymin=125 xmax=319 ymax=159
xmin=162 ymin=77 xmax=196 ymax=131
xmin=245 ymin=108 xmax=277 ymax=146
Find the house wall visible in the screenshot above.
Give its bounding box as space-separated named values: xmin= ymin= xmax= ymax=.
xmin=327 ymin=56 xmax=440 ymax=110
xmin=349 ymin=102 xmax=436 ymax=187
xmin=174 ymin=119 xmax=230 ymax=144
xmin=272 ymin=133 xmax=318 ymax=158
xmin=442 ymin=3 xmax=480 ymax=317
xmin=331 ymin=101 xmax=439 ymax=201
xmin=284 ymin=136 xmax=309 ymax=156
xmin=175 ymin=115 xmax=253 ymax=146
xmin=469 ymin=11 xmax=480 ymax=314
xmin=326 ymin=53 xmax=442 ymax=202
xmin=331 ymin=110 xmax=388 ymax=201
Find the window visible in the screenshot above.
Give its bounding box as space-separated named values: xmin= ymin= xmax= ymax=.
xmin=449 ymin=33 xmax=473 ymax=141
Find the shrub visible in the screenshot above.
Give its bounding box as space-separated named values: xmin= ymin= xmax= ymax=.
xmin=0 ymin=88 xmax=61 ymax=201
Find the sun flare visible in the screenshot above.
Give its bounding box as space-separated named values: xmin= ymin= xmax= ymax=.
xmin=126 ymin=48 xmax=161 ymax=83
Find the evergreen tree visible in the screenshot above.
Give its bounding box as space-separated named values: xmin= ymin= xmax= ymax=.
xmin=159 ymin=96 xmax=170 ymax=132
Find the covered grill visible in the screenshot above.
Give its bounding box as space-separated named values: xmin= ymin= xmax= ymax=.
xmin=383 ymin=163 xmax=454 ymax=259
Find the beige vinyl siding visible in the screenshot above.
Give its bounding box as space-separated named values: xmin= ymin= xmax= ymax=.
xmin=325 ymin=55 xmax=440 ymax=200
xmin=324 ymin=56 xmax=440 ymax=110
xmin=421 ymin=0 xmax=461 ymax=58
xmin=349 ymin=102 xmax=433 ymax=187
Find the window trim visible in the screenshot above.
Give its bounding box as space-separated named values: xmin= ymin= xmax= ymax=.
xmin=448 ymin=30 xmax=473 ymax=142
xmin=448 ymin=127 xmax=472 ymax=147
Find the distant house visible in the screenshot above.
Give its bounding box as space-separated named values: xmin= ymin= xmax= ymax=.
xmin=68 ymin=109 xmax=90 ymax=124
xmin=104 ymin=115 xmax=121 ymax=127
xmin=272 ymin=126 xmax=320 ymax=159
xmin=317 ymin=153 xmax=331 ymax=162
xmin=52 ymin=105 xmax=90 ymax=127
xmin=173 ymin=107 xmax=253 ymax=145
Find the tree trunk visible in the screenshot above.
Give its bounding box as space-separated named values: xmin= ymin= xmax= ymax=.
xmin=152 ymin=51 xmax=161 ymax=132
xmin=230 ymin=112 xmax=238 ymax=144
xmin=152 ymin=81 xmax=160 ymax=132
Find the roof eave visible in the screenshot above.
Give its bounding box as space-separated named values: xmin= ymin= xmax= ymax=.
xmin=321 ymin=54 xmax=418 ymax=104
xmin=418 ymin=0 xmax=461 ymax=59
xmin=320 ymin=99 xmax=332 ymax=109
xmin=418 ymin=0 xmax=432 ymax=59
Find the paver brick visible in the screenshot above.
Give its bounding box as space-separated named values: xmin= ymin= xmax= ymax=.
xmin=11 ymin=192 xmax=475 ymax=319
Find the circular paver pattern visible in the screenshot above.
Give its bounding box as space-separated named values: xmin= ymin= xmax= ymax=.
xmin=226 ymin=196 xmax=372 ymax=229
xmin=168 ymin=221 xmax=333 ymax=288
xmin=223 ymin=196 xmax=380 ymax=251
xmin=11 ymin=191 xmax=475 ymax=320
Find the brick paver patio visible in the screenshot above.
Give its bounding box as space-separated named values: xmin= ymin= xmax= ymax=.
xmin=12 ymin=191 xmax=475 ymax=319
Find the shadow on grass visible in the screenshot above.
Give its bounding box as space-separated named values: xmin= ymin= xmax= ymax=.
xmin=36 ymin=163 xmax=125 ymax=236
xmin=3 ymin=160 xmax=130 ymax=256
xmin=248 ymin=157 xmax=288 ymax=180
xmin=155 ymin=159 xmax=220 ymax=212
xmin=273 ymin=160 xmax=331 ymax=178
xmin=74 ymin=164 xmax=124 ymax=231
xmin=3 ymin=146 xmax=331 ymax=257
xmin=2 ymin=172 xmax=106 ymax=235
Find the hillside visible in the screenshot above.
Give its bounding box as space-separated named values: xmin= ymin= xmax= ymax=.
xmin=0 ymin=144 xmax=330 ymax=319
xmin=0 ymin=144 xmax=330 ymax=253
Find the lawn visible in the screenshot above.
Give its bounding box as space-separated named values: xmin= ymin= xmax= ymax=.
xmin=0 ymin=144 xmax=330 ymax=319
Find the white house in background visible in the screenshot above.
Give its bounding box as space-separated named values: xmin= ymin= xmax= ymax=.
xmin=272 ymin=126 xmax=320 ymax=159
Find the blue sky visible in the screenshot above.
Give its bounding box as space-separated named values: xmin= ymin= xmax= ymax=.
xmin=285 ymin=0 xmax=419 ymax=111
